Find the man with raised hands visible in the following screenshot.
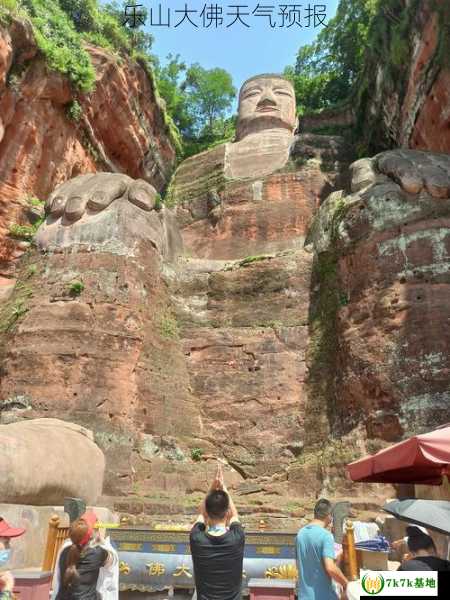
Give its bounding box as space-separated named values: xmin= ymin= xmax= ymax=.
xmin=190 ymin=463 xmax=245 ymax=600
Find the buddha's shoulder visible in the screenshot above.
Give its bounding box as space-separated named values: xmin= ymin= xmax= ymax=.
xmin=177 ymin=141 xmax=229 ymax=171
xmin=168 ymin=142 xmax=230 ymax=201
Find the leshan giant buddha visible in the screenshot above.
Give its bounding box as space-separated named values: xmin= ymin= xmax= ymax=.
xmin=1 ymin=74 xmax=450 ymax=499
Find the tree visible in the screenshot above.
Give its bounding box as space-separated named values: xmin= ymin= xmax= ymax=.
xmin=155 ymin=59 xmax=236 ymax=156
xmin=58 ymin=0 xmax=97 ymax=31
xmin=103 ymin=0 xmax=154 ymax=53
xmin=288 ymin=0 xmax=379 ymax=113
xmin=183 ymin=64 xmax=236 ymax=135
xmin=156 ymin=54 xmax=193 ymax=134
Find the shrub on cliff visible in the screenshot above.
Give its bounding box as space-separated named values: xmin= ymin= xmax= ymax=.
xmin=21 ymin=0 xmax=95 ymax=91
xmin=4 ymin=0 xmax=154 ymax=92
xmin=0 ymin=0 xmax=18 ymax=23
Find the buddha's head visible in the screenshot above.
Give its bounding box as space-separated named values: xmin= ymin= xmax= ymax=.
xmin=236 ymin=74 xmax=297 ymax=140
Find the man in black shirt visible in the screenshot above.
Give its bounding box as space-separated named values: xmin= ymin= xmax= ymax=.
xmin=398 ymin=527 xmax=450 ymax=572
xmin=190 ymin=464 xmax=245 ymax=600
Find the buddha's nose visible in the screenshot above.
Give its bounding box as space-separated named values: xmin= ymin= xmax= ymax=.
xmin=257 ymin=88 xmax=277 ymax=107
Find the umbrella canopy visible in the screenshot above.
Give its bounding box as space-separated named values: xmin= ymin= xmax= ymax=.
xmin=347 ymin=425 xmax=450 ymax=484
xmin=383 ymin=499 xmax=450 ymax=536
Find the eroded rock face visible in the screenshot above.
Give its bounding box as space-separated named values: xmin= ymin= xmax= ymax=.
xmin=4 ymin=66 xmax=449 ymax=509
xmin=309 ymin=149 xmax=450 ymax=446
xmin=164 ymin=115 xmax=350 ymax=485
xmin=14 ymin=72 xmax=450 ymax=506
xmin=361 ymin=2 xmax=450 ymax=154
xmin=0 ymin=195 xmax=196 ymax=495
xmin=0 ymin=67 xmax=351 ymax=499
xmin=0 ymin=418 xmax=105 ymax=504
xmin=169 ymin=252 xmax=311 ymax=478
xmin=0 ymin=18 xmax=176 ymax=272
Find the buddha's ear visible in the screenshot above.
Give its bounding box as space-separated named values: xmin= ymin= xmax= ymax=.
xmin=294 ymin=115 xmax=301 ymax=135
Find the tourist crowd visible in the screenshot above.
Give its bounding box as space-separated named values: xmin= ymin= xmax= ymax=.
xmin=1 ymin=465 xmax=450 ymax=600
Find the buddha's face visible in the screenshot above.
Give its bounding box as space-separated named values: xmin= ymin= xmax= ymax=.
xmin=236 ymin=76 xmax=297 ymax=139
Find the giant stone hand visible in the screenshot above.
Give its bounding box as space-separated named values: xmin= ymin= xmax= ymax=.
xmin=350 ymin=149 xmax=450 ymax=197
xmin=45 ymin=172 xmax=159 ymax=223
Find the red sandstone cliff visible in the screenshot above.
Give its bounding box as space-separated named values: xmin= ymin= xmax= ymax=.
xmin=0 ymin=17 xmax=176 ymax=275
xmin=360 ymin=0 xmax=450 ymax=154
xmin=2 ymin=4 xmax=449 ymax=524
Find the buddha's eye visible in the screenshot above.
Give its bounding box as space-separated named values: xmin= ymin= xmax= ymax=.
xmin=274 ymin=89 xmax=292 ymax=97
xmin=243 ymin=90 xmax=261 ymax=99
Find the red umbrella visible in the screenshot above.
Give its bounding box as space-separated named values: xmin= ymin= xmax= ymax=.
xmin=347 ymin=425 xmax=450 ymax=485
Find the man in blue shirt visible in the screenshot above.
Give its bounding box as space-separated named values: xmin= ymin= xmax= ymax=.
xmin=296 ymin=499 xmax=348 ymax=600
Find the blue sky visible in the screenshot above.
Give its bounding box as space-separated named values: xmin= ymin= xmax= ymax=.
xmin=140 ymin=1 xmax=340 ymax=91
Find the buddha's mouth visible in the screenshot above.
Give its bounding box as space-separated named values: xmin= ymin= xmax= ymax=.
xmin=256 ymin=106 xmax=279 ymax=113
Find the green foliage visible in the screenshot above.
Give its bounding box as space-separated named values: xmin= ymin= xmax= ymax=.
xmin=434 ymin=0 xmax=450 ymax=69
xmin=287 ymin=0 xmax=379 ymax=114
xmin=154 ymin=193 xmax=162 ymax=211
xmin=103 ymin=0 xmax=154 ymax=54
xmin=352 ymin=0 xmax=422 ymax=153
xmin=0 ymin=0 xmax=18 ymax=23
xmin=11 ymin=302 xmax=28 ymax=321
xmin=184 ymin=64 xmax=236 ymax=134
xmin=0 ymin=281 xmax=33 ymax=333
xmin=21 ymin=0 xmax=95 ymax=91
xmin=9 ymin=216 xmax=44 ymax=240
xmin=339 ymin=292 xmax=349 ymax=306
xmin=182 ymin=116 xmax=236 ymax=159
xmin=155 ymin=55 xmax=236 ymax=158
xmin=81 ymin=131 xmax=100 ymax=162
xmin=2 ymin=302 xmax=29 ymax=332
xmin=68 ymin=280 xmax=84 ymax=296
xmin=58 ymin=0 xmax=97 ymax=31
xmin=154 ymin=54 xmax=193 ymax=134
xmin=159 ymin=313 xmax=179 ymax=339
xmin=9 ymin=196 xmax=45 ymax=241
xmin=27 ymin=264 xmax=38 ymax=277
xmin=26 ymin=195 xmax=44 ymax=207
xmin=66 ymin=99 xmax=83 ymax=121
xmin=5 ymin=0 xmax=155 ymax=93
xmin=4 ymin=0 xmax=236 ymax=159
xmin=390 ymin=30 xmax=409 ymax=68
xmin=284 ymin=66 xmax=346 ymax=116
xmin=6 ymin=73 xmax=20 ymax=92
xmin=191 ymin=448 xmax=204 ymax=462
xmin=0 ymin=0 xmax=18 ymax=10
xmin=132 ymin=53 xmax=184 ymax=157
xmin=59 ymin=0 xmax=148 ymax=53
xmin=239 ymin=255 xmax=271 ymax=267
xmin=5 ymin=55 xmax=30 ymax=91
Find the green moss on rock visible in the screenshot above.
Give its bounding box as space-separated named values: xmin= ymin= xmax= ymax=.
xmin=0 ymin=280 xmax=33 ymax=333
